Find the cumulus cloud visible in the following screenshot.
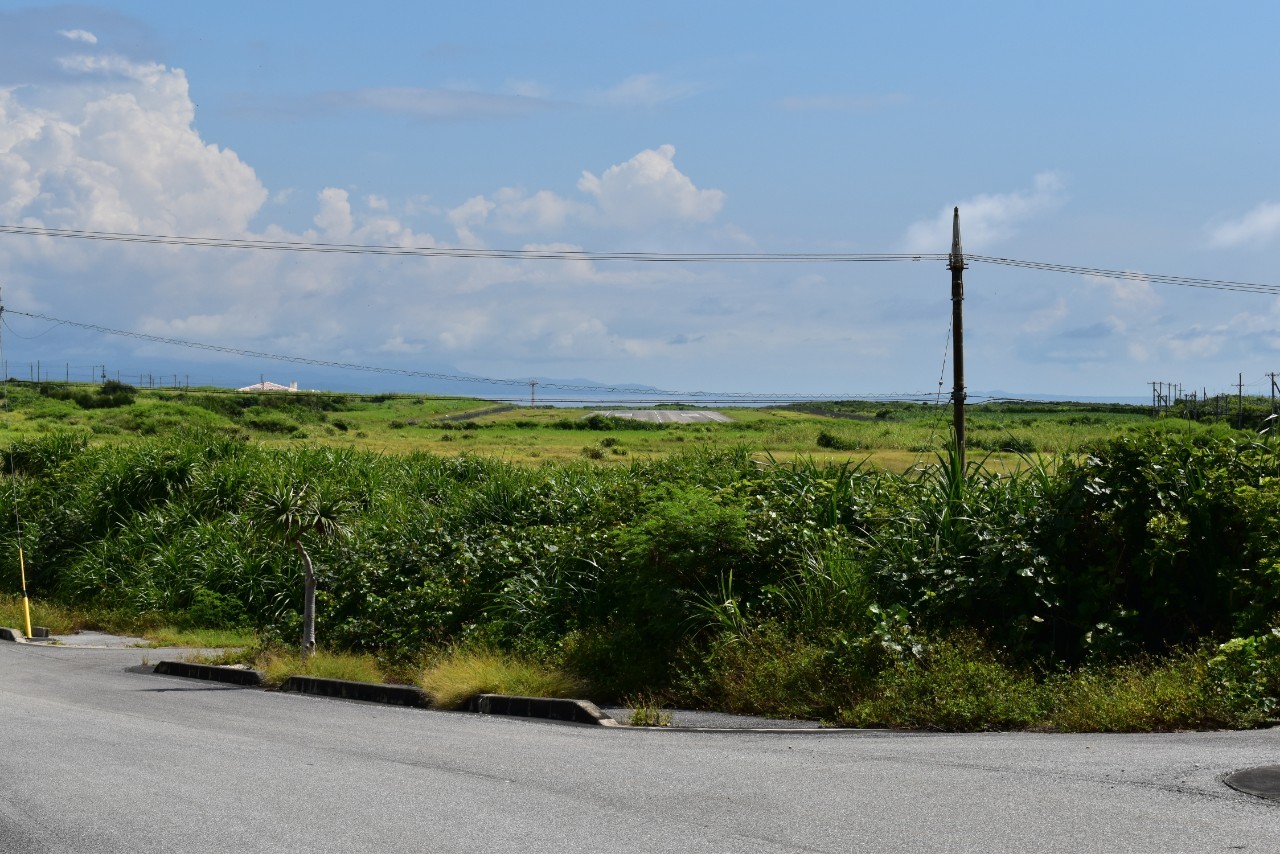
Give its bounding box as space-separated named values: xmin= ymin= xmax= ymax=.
xmin=314 ymin=188 xmax=354 ymax=238
xmin=1207 ymin=202 xmax=1280 ymax=248
xmin=0 ymin=49 xmax=265 ymax=234
xmin=578 ymin=144 xmax=724 ymax=229
xmin=58 ymin=29 xmax=97 ymax=45
xmin=902 ymin=172 xmax=1064 ymax=253
xmin=443 ymin=145 xmax=725 ymax=237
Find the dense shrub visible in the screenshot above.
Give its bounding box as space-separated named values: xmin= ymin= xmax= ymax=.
xmin=1 ymin=429 xmax=1277 ymax=727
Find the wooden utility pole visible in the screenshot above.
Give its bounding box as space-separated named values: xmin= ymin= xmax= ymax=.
xmin=1238 ymin=373 xmax=1245 ymax=428
xmin=948 ymin=207 xmax=967 ymax=467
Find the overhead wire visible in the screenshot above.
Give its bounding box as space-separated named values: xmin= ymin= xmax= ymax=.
xmin=4 ymin=223 xmax=1279 ymax=403
xmin=0 ymin=225 xmax=941 ymax=263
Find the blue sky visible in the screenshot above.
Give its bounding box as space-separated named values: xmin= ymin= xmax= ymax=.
xmin=1 ymin=1 xmax=1279 ymax=400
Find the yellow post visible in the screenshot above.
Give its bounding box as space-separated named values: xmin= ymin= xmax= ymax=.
xmin=19 ymin=547 xmax=32 ymax=639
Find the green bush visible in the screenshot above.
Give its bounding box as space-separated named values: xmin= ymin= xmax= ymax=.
xmin=841 ymin=634 xmax=1044 ymax=731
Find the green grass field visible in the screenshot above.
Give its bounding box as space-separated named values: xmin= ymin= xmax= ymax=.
xmin=0 ymin=380 xmax=1245 ymax=470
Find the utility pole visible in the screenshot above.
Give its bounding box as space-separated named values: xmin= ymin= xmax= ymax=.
xmin=948 ymin=207 xmax=966 ymax=468
xmin=529 ymin=380 xmax=538 ymax=406
xmin=1238 ymin=373 xmax=1245 ymax=428
xmin=1269 ymin=372 xmax=1279 ymax=416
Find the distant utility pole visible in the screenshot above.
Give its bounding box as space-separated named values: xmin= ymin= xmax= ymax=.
xmin=948 ymin=207 xmax=966 ymax=468
xmin=1238 ymin=373 xmax=1245 ymax=428
xmin=1269 ymin=372 xmax=1279 ymax=416
xmin=529 ymin=380 xmax=538 ymax=406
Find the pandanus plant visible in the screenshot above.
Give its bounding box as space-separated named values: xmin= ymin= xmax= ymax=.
xmin=251 ymin=480 xmax=352 ymax=660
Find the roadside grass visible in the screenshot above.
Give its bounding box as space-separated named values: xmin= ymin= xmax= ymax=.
xmin=136 ymin=627 xmax=258 ymax=649
xmin=255 ymin=649 xmax=385 ymax=688
xmin=419 ymin=648 xmax=583 ymax=710
xmin=0 ymin=594 xmax=84 ymax=634
xmin=830 ymin=640 xmax=1268 ymax=732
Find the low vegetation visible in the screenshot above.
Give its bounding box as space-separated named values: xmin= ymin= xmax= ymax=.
xmin=419 ymin=648 xmax=583 ymax=710
xmin=1 ymin=384 xmax=1278 ymax=730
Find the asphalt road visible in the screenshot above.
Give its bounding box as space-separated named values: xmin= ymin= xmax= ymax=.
xmin=2 ymin=642 xmax=1278 ymax=853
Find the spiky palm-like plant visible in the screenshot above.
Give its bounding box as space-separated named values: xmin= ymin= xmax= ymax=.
xmin=251 ymin=481 xmax=352 ymax=660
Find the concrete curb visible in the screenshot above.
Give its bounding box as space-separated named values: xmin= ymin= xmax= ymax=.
xmin=153 ymin=660 xmax=264 ymax=686
xmin=142 ymin=663 xmax=855 ymax=731
xmin=280 ymin=675 xmax=430 ymax=708
xmin=465 ymin=693 xmax=621 ymax=726
xmin=0 ymin=627 xmax=52 ymax=643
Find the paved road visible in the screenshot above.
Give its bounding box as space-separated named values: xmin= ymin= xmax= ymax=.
xmin=1 ymin=642 xmax=1278 ymax=853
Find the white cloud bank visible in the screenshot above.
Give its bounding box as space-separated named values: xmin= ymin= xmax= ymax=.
xmin=0 ymin=52 xmax=266 ymax=234
xmin=446 ymin=144 xmax=725 ymax=235
xmin=0 ymin=38 xmax=751 ymax=388
xmin=902 ymin=172 xmax=1065 ymax=253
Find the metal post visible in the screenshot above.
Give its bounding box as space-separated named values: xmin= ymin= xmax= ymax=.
xmin=948 ymin=207 xmax=967 ymax=469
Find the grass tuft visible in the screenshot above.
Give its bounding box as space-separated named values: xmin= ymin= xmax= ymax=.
xmin=624 ymin=694 xmax=672 ymax=726
xmin=419 ymin=648 xmax=583 ymax=710
xmin=256 ymin=649 xmax=385 ymax=688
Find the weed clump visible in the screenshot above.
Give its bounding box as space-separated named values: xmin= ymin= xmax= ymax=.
xmin=419 ymin=648 xmax=583 ymax=710
xmin=256 ymin=649 xmax=385 ymax=688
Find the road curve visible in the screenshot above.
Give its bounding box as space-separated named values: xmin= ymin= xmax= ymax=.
xmin=1 ymin=643 xmax=1277 ymax=853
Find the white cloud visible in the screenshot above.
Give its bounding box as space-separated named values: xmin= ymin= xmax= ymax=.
xmin=1022 ymin=298 xmax=1068 ymax=333
xmin=379 ymin=335 xmax=422 ymax=354
xmin=0 ymin=52 xmax=265 ymax=235
xmin=314 ymin=188 xmax=353 ymax=238
xmin=578 ymin=144 xmax=725 ymax=229
xmin=1165 ymin=331 xmax=1226 ymax=359
xmin=1207 ymin=202 xmax=1280 ymax=248
xmin=444 ymin=145 xmax=725 ymax=237
xmin=366 ymin=194 xmax=388 ymax=211
xmin=590 ymin=74 xmax=697 ymax=108
xmin=902 ymin=172 xmax=1065 ymax=253
xmin=1083 ymin=272 xmax=1161 ymax=313
xmin=58 ymin=29 xmax=97 ymax=45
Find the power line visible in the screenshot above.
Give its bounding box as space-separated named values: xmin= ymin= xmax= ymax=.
xmin=0 ymin=225 xmax=939 ymax=264
xmin=968 ymin=255 xmax=1280 ymax=296
xmin=5 ymin=223 xmax=1278 ymax=295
